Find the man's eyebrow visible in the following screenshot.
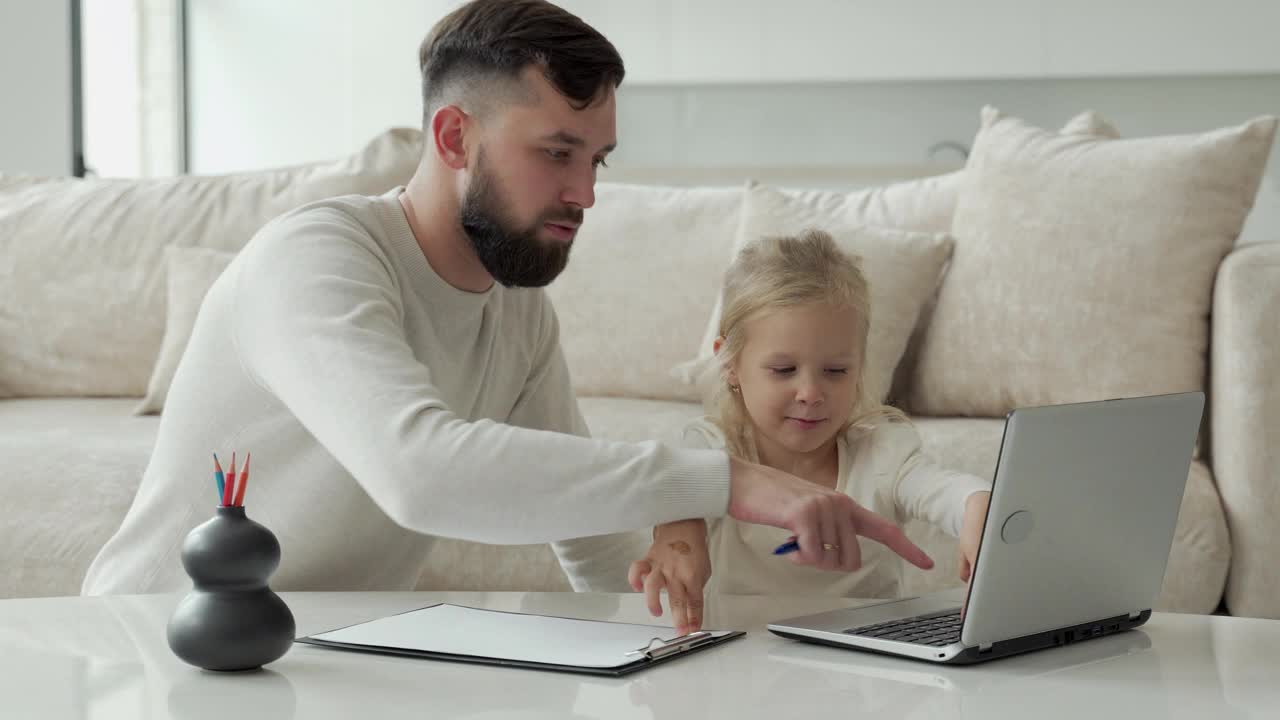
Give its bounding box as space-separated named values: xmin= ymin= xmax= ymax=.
xmin=541 ymin=130 xmax=616 ymax=154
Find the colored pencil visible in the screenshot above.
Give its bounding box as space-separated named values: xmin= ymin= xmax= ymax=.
xmin=233 ymin=452 xmax=251 ymax=507
xmin=222 ymin=452 xmax=237 ymax=506
xmin=213 ymin=453 xmax=226 ymax=501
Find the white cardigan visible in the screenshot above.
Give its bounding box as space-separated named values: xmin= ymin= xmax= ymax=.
xmin=683 ymin=417 xmax=992 ymax=599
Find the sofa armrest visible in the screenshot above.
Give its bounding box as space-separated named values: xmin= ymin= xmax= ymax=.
xmin=1212 ymin=242 xmax=1280 ymax=618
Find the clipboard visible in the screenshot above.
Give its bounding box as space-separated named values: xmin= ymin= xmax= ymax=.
xmin=295 ymin=603 xmax=746 ymax=677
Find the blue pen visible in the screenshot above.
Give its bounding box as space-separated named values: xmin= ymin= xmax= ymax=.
xmin=773 ymin=537 xmax=800 ymax=555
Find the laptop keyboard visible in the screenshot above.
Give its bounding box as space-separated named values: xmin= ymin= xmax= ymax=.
xmin=844 ymin=608 xmax=963 ymax=646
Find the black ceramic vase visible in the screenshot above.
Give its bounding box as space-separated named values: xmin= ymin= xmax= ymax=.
xmin=166 ymin=506 xmax=295 ymax=672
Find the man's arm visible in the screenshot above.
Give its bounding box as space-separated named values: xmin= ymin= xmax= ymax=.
xmin=232 ymin=215 xmax=729 ymax=545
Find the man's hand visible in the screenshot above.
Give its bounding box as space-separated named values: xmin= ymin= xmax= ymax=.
xmin=727 ymin=457 xmax=934 ymax=573
xmin=628 ymin=519 xmax=710 ymax=636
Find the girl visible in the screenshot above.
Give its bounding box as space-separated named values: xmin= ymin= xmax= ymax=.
xmin=629 ymin=229 xmax=992 ymax=635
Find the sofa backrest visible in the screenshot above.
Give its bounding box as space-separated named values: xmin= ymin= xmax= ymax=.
xmin=0 ymin=128 xmax=421 ymax=398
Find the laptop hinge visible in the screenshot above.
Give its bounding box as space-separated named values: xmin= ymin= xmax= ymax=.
xmin=978 ymin=643 xmax=994 ymax=654
xmin=1128 ymin=610 xmax=1142 ymax=621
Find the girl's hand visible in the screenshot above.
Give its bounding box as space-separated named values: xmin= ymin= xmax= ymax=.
xmin=628 ymin=519 xmax=711 ymax=635
xmin=958 ymin=491 xmax=990 ymax=619
xmin=958 ymin=492 xmax=991 ymax=578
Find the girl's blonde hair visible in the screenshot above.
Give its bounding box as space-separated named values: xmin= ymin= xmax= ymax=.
xmin=707 ymin=229 xmax=907 ymax=460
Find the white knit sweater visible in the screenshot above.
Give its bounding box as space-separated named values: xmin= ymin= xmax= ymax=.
xmin=683 ymin=418 xmax=992 ymax=599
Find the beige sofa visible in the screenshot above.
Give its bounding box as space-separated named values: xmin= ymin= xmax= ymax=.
xmin=2 ymin=116 xmax=1277 ymax=618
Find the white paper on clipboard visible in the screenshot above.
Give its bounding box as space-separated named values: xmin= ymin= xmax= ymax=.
xmin=305 ymin=603 xmax=740 ymax=670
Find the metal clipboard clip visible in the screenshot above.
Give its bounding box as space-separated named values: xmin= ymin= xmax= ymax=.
xmin=625 ymin=631 xmax=715 ymax=660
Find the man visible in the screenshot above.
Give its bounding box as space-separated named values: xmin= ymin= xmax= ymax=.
xmin=83 ymin=0 xmax=931 ymax=597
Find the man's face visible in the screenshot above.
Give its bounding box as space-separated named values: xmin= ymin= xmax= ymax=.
xmin=460 ymin=67 xmax=617 ymax=288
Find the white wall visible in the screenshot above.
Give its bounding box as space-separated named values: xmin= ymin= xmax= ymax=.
xmin=186 ymin=0 xmax=437 ymax=174
xmin=613 ymin=74 xmax=1280 ymax=171
xmin=186 ymin=0 xmax=1280 ymax=172
xmin=0 ymin=1 xmax=75 ymax=176
xmin=582 ymin=0 xmax=1280 ymax=83
xmin=183 ymin=0 xmax=1280 ymax=237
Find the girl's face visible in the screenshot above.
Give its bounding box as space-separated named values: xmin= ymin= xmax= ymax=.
xmin=727 ymin=302 xmax=861 ymax=459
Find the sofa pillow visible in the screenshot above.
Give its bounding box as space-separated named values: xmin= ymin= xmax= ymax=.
xmin=677 ymin=181 xmax=955 ymax=404
xmin=0 ymin=127 xmax=421 ymax=398
xmin=671 ymin=174 xmax=963 ymax=388
xmin=674 ymin=110 xmax=1123 ymax=392
xmin=134 ymin=246 xmax=236 ymax=415
xmin=907 ymin=107 xmax=1277 ymax=416
xmin=545 ymin=183 xmax=745 ymax=402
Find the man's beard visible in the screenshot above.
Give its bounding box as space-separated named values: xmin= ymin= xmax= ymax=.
xmin=459 ymin=151 xmax=582 ymax=288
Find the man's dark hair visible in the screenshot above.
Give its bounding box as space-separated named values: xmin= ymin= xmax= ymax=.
xmin=418 ymin=0 xmax=625 ymax=127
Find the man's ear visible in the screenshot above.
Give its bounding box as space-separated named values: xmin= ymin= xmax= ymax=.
xmin=430 ymin=105 xmax=470 ymax=170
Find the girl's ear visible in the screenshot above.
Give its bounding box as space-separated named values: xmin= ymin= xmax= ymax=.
xmin=724 ymin=364 xmax=740 ymax=389
xmin=714 ymin=336 xmax=739 ymax=386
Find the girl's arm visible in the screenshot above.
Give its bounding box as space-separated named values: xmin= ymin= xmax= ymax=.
xmin=890 ymin=426 xmax=992 ymax=538
xmin=627 ymin=419 xmax=723 ymax=632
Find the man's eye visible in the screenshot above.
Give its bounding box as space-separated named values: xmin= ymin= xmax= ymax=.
xmin=545 ymin=149 xmax=570 ymax=161
xmin=593 ymin=157 xmax=609 ymax=169
xmin=769 ymin=367 xmax=796 ymax=375
xmin=825 ymin=368 xmax=849 ymax=375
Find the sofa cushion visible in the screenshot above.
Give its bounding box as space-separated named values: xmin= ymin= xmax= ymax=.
xmin=551 ymin=167 xmax=975 ymax=405
xmin=676 ymin=182 xmax=956 ymax=404
xmin=0 ymin=128 xmax=421 ymax=398
xmin=546 ymin=184 xmax=745 ymax=403
xmin=0 ymin=399 xmax=157 ymax=598
xmin=577 ymin=396 xmax=705 ymax=443
xmin=672 ymin=110 xmax=1126 ymax=404
xmin=135 ymin=247 xmax=236 ymax=415
xmin=671 ymin=172 xmax=964 ymax=389
xmin=907 ymin=108 xmax=1277 ymax=416
xmin=903 ymin=417 xmax=1229 ymax=613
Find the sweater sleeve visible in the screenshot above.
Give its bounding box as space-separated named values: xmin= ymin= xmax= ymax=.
xmin=677 ymin=420 xmax=727 ymax=534
xmin=889 ymin=424 xmax=992 ymax=538
xmin=232 ymin=213 xmax=731 ymax=545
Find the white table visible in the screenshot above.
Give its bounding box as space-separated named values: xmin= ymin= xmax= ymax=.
xmin=2 ymin=591 xmax=1276 ymax=719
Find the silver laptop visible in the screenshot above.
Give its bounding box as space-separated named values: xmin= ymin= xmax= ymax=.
xmin=767 ymin=391 xmax=1204 ymax=665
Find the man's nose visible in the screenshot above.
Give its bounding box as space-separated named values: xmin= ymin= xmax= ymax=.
xmin=561 ymin=167 xmax=596 ymax=210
